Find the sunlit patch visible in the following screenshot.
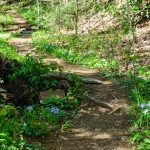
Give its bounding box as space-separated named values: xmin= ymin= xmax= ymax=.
xmin=0 ymin=33 xmax=11 ymax=39
xmin=92 ymin=133 xmax=112 ymax=139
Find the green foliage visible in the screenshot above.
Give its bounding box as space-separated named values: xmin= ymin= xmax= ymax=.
xmin=112 ymin=0 xmax=150 ymax=33
xmin=42 ymin=95 xmax=78 ymax=110
xmin=18 ymin=0 xmax=89 ymax=30
xmin=128 ymin=0 xmax=150 ymax=19
xmin=128 ymin=77 xmax=150 ymax=150
xmin=18 ymin=6 xmax=38 ymax=25
xmin=10 ymin=32 xmax=21 ymax=37
xmin=41 ymin=107 xmax=60 ymax=126
xmin=0 ymin=12 xmax=14 ymax=26
xmin=136 ymin=66 xmax=150 ymax=79
xmin=0 ymin=28 xmax=81 ymax=149
xmin=0 ymin=38 xmax=21 ymax=60
xmin=42 ymin=96 xmax=66 ymax=109
xmin=9 ymin=55 xmax=54 ymax=90
xmin=61 ymin=121 xmax=74 ymax=132
xmin=21 ymin=107 xmax=50 ymax=137
xmin=1 ymin=1 xmax=150 ymax=149
xmin=0 ymin=105 xmax=25 ymax=149
xmin=32 ymin=30 xmax=119 ymax=74
xmin=41 ymin=74 xmax=82 ymax=110
xmin=20 ymin=105 xmax=62 ymax=137
xmin=0 ymin=131 xmax=24 ymax=150
xmin=124 ymin=77 xmax=150 ymax=100
xmin=0 ymin=104 xmax=60 ymax=148
xmin=17 ymin=0 xmax=150 ymax=77
xmin=67 ymin=73 xmax=83 ymax=99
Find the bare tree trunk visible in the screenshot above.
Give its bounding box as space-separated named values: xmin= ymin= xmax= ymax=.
xmin=75 ymin=0 xmax=78 ymax=35
xmin=126 ymin=0 xmax=137 ymax=81
xmin=126 ymin=0 xmax=136 ymax=43
xmin=37 ymin=0 xmax=41 ymax=25
xmin=58 ymin=0 xmax=61 ymax=41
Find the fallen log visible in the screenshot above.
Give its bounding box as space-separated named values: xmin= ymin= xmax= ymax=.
xmin=40 ymin=72 xmax=103 ymax=84
xmin=81 ymin=78 xmax=102 ymax=84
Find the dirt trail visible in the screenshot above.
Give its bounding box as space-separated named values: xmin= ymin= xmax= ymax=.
xmin=6 ymin=10 xmax=135 ymax=150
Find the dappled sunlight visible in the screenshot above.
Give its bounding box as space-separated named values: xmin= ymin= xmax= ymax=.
xmin=43 ymin=57 xmax=98 ymax=75
xmin=92 ymin=133 xmax=112 ymax=140
xmin=54 ymin=102 xmax=133 ymax=149
xmin=8 ymin=35 xmax=36 ymax=56
xmin=110 ymin=98 xmax=130 ymax=109
xmin=1 ymin=1 xmax=148 ymax=149
xmin=0 ymin=32 xmax=11 ymax=39
xmin=6 ymin=10 xmax=29 ymax=25
xmin=61 ymin=127 xmax=112 ymax=139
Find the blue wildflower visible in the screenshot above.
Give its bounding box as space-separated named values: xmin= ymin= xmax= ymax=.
xmin=147 ymin=103 xmax=150 ymax=107
xmin=50 ymin=108 xmax=60 ymax=115
xmin=143 ymin=109 xmax=149 ymax=115
xmin=53 ymin=108 xmax=60 ymax=114
xmin=50 ymin=108 xmax=55 ymax=112
xmin=82 ymin=52 xmax=86 ymax=56
xmin=26 ymin=106 xmax=33 ymax=111
xmin=140 ymin=104 xmax=145 ymax=108
xmin=88 ymin=51 xmax=93 ymax=55
xmin=68 ymin=52 xmax=72 ymax=56
xmin=62 ymin=50 xmax=68 ymax=55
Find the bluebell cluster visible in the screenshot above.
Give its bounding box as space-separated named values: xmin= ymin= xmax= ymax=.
xmin=26 ymin=106 xmax=33 ymax=111
xmin=88 ymin=50 xmax=93 ymax=55
xmin=50 ymin=108 xmax=60 ymax=115
xmin=139 ymin=103 xmax=150 ymax=115
xmin=68 ymin=52 xmax=73 ymax=56
xmin=143 ymin=109 xmax=148 ymax=115
xmin=140 ymin=104 xmax=145 ymax=108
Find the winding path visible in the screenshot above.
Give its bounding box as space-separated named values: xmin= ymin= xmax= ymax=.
xmin=6 ymin=10 xmax=135 ymax=150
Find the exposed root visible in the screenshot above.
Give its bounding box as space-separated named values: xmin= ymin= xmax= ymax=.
xmin=108 ymin=107 xmax=128 ymax=114
xmin=83 ymin=91 xmax=113 ymax=110
xmin=83 ymin=91 xmax=128 ymax=114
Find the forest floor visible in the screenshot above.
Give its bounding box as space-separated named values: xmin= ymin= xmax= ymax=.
xmin=5 ymin=10 xmax=135 ymax=150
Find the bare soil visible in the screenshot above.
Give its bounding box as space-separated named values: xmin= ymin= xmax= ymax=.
xmin=5 ymin=10 xmax=136 ymax=150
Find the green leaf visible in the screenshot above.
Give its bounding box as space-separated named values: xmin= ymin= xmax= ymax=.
xmin=31 ymin=76 xmax=37 ymax=83
xmin=144 ymin=130 xmax=150 ymax=136
xmin=133 ymin=133 xmax=142 ymax=142
xmin=0 ymin=109 xmax=7 ymax=116
xmin=42 ymin=98 xmax=51 ymax=105
xmin=0 ymin=139 xmax=7 ymax=144
xmin=144 ymin=138 xmax=150 ymax=144
xmin=0 ymin=132 xmax=9 ymax=137
xmin=7 ymin=146 xmax=17 ymax=150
